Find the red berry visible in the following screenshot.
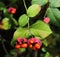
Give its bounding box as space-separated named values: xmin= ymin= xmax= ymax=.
xmin=33 ymin=43 xmax=42 ymax=51
xmin=8 ymin=7 xmax=16 ymax=14
xmin=28 ymin=38 xmax=42 ymax=50
xmin=29 ymin=39 xmax=34 ymax=44
xmin=21 ymin=43 xmax=27 ymax=48
xmin=15 ymin=44 xmax=20 ymax=49
xmin=34 ymin=44 xmax=40 ymax=49
xmin=43 ymin=17 xmax=50 ymax=24
xmin=29 ymin=44 xmax=33 ymax=48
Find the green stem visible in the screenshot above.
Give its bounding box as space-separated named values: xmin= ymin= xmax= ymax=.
xmin=44 ymin=1 xmax=49 ymax=18
xmin=44 ymin=8 xmax=48 ymax=18
xmin=23 ymin=0 xmax=31 ymax=34
xmin=23 ymin=0 xmax=27 ymax=12
xmin=23 ymin=0 xmax=32 ymax=36
xmin=12 ymin=18 xmax=18 ymax=26
xmin=10 ymin=14 xmax=18 ymax=26
xmin=28 ymin=17 xmax=30 ymax=30
xmin=27 ymin=17 xmax=32 ymax=36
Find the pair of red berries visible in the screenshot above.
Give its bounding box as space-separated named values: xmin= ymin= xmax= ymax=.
xmin=28 ymin=38 xmax=42 ymax=50
xmin=15 ymin=38 xmax=27 ymax=49
xmin=8 ymin=7 xmax=16 ymax=14
xmin=15 ymin=38 xmax=42 ymax=51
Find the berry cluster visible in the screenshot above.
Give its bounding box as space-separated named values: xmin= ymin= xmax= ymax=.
xmin=15 ymin=38 xmax=27 ymax=49
xmin=15 ymin=37 xmax=42 ymax=51
xmin=28 ymin=38 xmax=42 ymax=50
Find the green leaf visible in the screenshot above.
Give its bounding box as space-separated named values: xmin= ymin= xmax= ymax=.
xmin=43 ymin=35 xmax=53 ymax=46
xmin=41 ymin=47 xmax=46 ymax=52
xmin=51 ymin=8 xmax=60 ymax=23
xmin=3 ymin=18 xmax=11 ymax=30
xmin=19 ymin=48 xmax=26 ymax=52
xmin=3 ymin=8 xmax=7 ymax=14
xmin=3 ymin=8 xmax=12 ymax=18
xmin=0 ymin=7 xmax=11 ymax=18
xmin=0 ymin=2 xmax=7 ymax=14
xmin=44 ymin=52 xmax=50 ymax=57
xmin=0 ymin=8 xmax=11 ymax=19
xmin=42 ymin=39 xmax=49 ymax=46
xmin=46 ymin=7 xmax=60 ymax=27
xmin=30 ymin=20 xmax=52 ymax=38
xmin=27 ymin=4 xmax=41 ymax=17
xmin=0 ymin=2 xmax=6 ymax=11
xmin=31 ymin=0 xmax=48 ymax=6
xmin=11 ymin=27 xmax=30 ymax=46
xmin=4 ymin=12 xmax=12 ymax=18
xmin=10 ymin=49 xmax=17 ymax=55
xmin=0 ymin=18 xmax=11 ymax=30
xmin=49 ymin=0 xmax=60 ymax=7
xmin=18 ymin=14 xmax=29 ymax=26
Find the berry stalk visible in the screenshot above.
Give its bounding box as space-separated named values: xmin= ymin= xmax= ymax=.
xmin=23 ymin=0 xmax=27 ymax=12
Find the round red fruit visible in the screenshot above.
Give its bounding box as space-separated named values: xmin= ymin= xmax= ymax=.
xmin=21 ymin=44 xmax=27 ymax=48
xmin=29 ymin=44 xmax=33 ymax=48
xmin=15 ymin=44 xmax=20 ymax=49
xmin=43 ymin=17 xmax=50 ymax=24
xmin=8 ymin=7 xmax=16 ymax=14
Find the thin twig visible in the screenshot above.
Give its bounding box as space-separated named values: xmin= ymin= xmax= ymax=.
xmin=23 ymin=0 xmax=27 ymax=12
xmin=23 ymin=0 xmax=32 ymax=36
xmin=1 ymin=39 xmax=9 ymax=54
xmin=34 ymin=51 xmax=37 ymax=57
xmin=0 ymin=35 xmax=9 ymax=54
